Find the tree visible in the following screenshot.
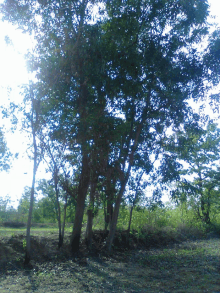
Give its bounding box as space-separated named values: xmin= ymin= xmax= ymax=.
xmin=1 ymin=0 xmax=220 ymax=253
xmin=103 ymin=0 xmax=217 ymax=252
xmin=36 ymin=179 xmax=58 ymax=223
xmin=126 ymin=170 xmax=146 ymax=235
xmin=0 ymin=196 xmax=16 ymax=222
xmin=22 ymin=87 xmax=43 ymax=265
xmin=40 ymin=134 xmax=70 ymax=248
xmin=170 ymin=122 xmax=220 ymax=224
xmin=17 ymin=187 xmax=33 ymax=222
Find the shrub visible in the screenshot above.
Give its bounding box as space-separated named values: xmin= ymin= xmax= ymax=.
xmin=3 ymin=222 xmax=26 ymax=228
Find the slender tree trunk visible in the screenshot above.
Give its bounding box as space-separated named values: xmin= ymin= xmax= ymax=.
xmin=44 ymin=141 xmax=64 ymax=248
xmin=71 ymin=153 xmax=90 ymax=253
xmin=126 ymin=205 xmax=135 ymax=248
xmin=104 ymin=198 xmax=107 ymax=231
xmin=127 ymin=171 xmax=143 ymax=235
xmin=105 ymin=172 xmax=116 ymax=230
xmin=56 ymin=193 xmax=62 ymax=248
xmin=24 ymin=98 xmax=39 ymax=265
xmin=105 ymin=179 xmax=128 ymax=252
xmin=24 ymin=153 xmax=37 ymax=265
xmin=127 ymin=205 xmax=134 ymax=235
xmin=61 ymin=194 xmax=68 ymax=244
xmin=86 ymin=210 xmax=93 ymax=248
xmin=105 ymin=199 xmax=113 ymax=231
xmin=85 ymin=180 xmax=97 ymax=249
xmin=201 ymin=196 xmax=211 ymax=224
xmin=105 ymin=109 xmax=146 ymax=252
xmin=53 ymin=169 xmax=63 ymax=248
xmin=70 ymin=0 xmax=91 ymax=254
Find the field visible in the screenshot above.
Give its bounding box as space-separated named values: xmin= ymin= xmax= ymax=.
xmin=0 ymin=228 xmax=220 ymax=293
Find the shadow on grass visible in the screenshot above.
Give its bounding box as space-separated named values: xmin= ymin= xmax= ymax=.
xmin=1 ymin=233 xmax=220 ymax=292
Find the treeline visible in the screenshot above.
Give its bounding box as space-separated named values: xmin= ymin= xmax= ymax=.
xmin=1 ymin=166 xmax=220 ymax=234
xmin=0 ymin=0 xmax=220 ymax=263
xmin=0 ymin=184 xmax=75 ymax=225
xmin=1 ymin=189 xmax=220 ymax=244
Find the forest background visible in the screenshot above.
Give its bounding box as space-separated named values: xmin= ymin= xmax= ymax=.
xmin=0 ymin=0 xmax=220 ymax=263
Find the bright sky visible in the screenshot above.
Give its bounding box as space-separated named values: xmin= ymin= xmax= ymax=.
xmin=0 ymin=20 xmax=47 ymax=207
xmin=0 ymin=0 xmax=220 ymax=207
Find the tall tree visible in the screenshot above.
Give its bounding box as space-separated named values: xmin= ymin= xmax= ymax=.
xmin=40 ymin=133 xmax=70 ymax=248
xmin=1 ymin=0 xmax=220 ymax=253
xmin=126 ymin=170 xmax=146 ymax=235
xmin=170 ymin=122 xmax=220 ymax=224
xmin=103 ymin=0 xmax=217 ymax=251
xmin=23 ymin=87 xmax=43 ymax=264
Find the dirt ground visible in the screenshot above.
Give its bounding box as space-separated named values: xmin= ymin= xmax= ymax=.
xmin=0 ymin=232 xmax=220 ymax=293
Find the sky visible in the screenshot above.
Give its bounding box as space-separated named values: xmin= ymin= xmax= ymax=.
xmin=0 ymin=0 xmax=220 ymax=208
xmin=0 ymin=19 xmax=47 ymax=207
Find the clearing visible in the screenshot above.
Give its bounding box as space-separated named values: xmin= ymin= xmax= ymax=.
xmin=0 ymin=230 xmax=220 ymax=292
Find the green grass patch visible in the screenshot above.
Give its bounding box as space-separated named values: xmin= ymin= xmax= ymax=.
xmin=1 ymin=237 xmax=220 ymax=293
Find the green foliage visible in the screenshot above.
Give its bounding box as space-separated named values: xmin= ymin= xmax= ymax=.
xmin=115 ymin=202 xmax=210 ymax=240
xmin=0 ymin=196 xmax=18 ymax=222
xmin=34 ymin=197 xmax=57 ymax=223
xmin=36 ymin=179 xmax=57 ymax=223
xmin=23 ymin=238 xmax=26 ymax=249
xmin=169 ymin=122 xmax=220 ymax=224
xmin=17 ymin=187 xmax=33 ymax=222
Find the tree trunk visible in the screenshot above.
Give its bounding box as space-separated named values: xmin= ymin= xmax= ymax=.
xmin=105 ymin=179 xmax=127 ymax=252
xmin=70 ymin=153 xmax=90 ymax=253
xmin=105 ymin=109 xmax=146 ymax=252
xmin=127 ymin=171 xmax=143 ymax=235
xmin=103 ymin=199 xmax=107 ymax=230
xmin=86 ymin=209 xmax=93 ymax=248
xmin=55 ymin=186 xmax=62 ymax=248
xmin=127 ymin=205 xmax=134 ymax=235
xmin=24 ymin=159 xmax=37 ymax=265
xmin=201 ymin=196 xmax=211 ymax=224
xmin=61 ymin=194 xmax=68 ymax=245
xmin=85 ymin=180 xmax=97 ymax=249
xmin=54 ymin=169 xmax=63 ymax=248
xmin=24 ymin=100 xmax=39 ymax=265
xmin=105 ymin=201 xmax=113 ymax=230
xmin=104 ymin=171 xmax=116 ymax=231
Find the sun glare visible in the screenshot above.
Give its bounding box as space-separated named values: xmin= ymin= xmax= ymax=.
xmin=0 ymin=20 xmax=37 ymax=205
xmin=0 ymin=21 xmax=31 ymax=104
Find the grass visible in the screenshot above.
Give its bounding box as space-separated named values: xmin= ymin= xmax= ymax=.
xmin=0 ymin=222 xmax=74 ymax=237
xmin=0 ymin=227 xmax=59 ymax=237
xmin=0 ymin=228 xmax=220 ymax=292
xmin=129 ymin=239 xmax=220 ymax=292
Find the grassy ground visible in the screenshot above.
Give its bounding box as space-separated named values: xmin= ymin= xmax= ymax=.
xmin=0 ymin=228 xmax=220 ymax=292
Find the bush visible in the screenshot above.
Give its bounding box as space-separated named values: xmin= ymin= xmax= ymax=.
xmin=176 ymin=223 xmax=207 ymax=240
xmin=2 ymin=222 xmax=26 ymax=228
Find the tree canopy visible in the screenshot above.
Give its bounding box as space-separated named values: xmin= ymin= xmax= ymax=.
xmin=169 ymin=122 xmax=220 ymax=224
